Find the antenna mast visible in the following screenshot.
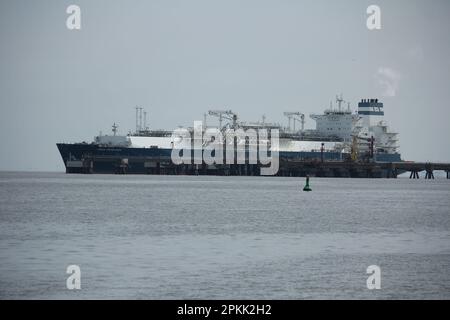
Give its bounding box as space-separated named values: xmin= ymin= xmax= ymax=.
xmin=139 ymin=107 xmax=143 ymax=132
xmin=336 ymin=94 xmax=345 ymax=111
xmin=143 ymin=111 xmax=147 ymax=131
xmin=112 ymin=123 xmax=118 ymax=136
xmin=135 ymin=106 xmax=139 ymax=133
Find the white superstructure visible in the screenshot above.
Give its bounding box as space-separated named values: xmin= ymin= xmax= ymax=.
xmin=354 ymin=98 xmax=399 ymax=155
xmin=310 ymin=95 xmax=359 ymax=142
xmin=92 ymin=95 xmax=399 ymax=160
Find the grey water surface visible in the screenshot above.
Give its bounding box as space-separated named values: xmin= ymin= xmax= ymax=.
xmin=0 ymin=172 xmax=449 ymax=299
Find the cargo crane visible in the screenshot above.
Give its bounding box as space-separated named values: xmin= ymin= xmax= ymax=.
xmin=351 ymin=134 xmax=375 ymax=161
xmin=283 ymin=112 xmax=305 ymax=133
xmin=207 ymin=110 xmax=238 ymax=131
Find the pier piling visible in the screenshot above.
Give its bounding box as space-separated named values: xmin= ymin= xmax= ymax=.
xmin=386 ymin=163 xmax=398 ymax=179
xmin=424 ymin=163 xmax=435 ymax=179
xmin=409 ymin=170 xmax=420 ymax=179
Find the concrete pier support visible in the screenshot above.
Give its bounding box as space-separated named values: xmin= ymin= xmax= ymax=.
xmin=387 ymin=168 xmax=398 ymax=178
xmin=425 ymin=170 xmax=435 ymax=179
xmin=386 ymin=164 xmax=398 ymax=179
xmin=424 ymin=163 xmax=435 ymax=179
xmin=409 ymin=170 xmax=420 ymax=179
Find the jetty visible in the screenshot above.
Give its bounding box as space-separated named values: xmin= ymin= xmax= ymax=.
xmin=279 ymin=160 xmax=450 ymax=179
xmin=67 ymin=153 xmax=450 ymax=178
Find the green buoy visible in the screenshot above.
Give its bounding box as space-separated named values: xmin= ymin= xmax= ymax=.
xmin=303 ymin=175 xmax=312 ymax=192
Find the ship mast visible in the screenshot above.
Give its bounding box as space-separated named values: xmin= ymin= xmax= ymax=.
xmin=336 ymin=94 xmax=345 ymax=112
xmin=112 ymin=123 xmax=118 ymax=136
xmin=143 ymin=111 xmax=147 ymax=131
xmin=135 ymin=106 xmax=139 ymax=133
xmin=135 ymin=106 xmax=146 ymax=133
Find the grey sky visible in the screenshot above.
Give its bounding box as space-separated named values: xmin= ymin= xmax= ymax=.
xmin=1 ymin=0 xmax=449 ymax=171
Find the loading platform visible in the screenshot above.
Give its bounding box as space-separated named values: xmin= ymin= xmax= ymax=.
xmin=65 ymin=155 xmax=450 ymax=179
xmin=280 ymin=160 xmax=450 ymax=179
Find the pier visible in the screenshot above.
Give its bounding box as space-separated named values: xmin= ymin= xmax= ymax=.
xmin=66 ymin=155 xmax=450 ymax=178
xmin=280 ymin=160 xmax=450 ymax=179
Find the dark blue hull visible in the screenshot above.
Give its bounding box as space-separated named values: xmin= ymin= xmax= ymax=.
xmin=56 ymin=143 xmax=402 ymax=176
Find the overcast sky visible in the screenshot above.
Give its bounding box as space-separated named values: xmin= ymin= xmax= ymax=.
xmin=1 ymin=0 xmax=449 ymax=171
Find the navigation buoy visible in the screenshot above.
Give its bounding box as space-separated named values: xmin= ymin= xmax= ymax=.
xmin=303 ymin=175 xmax=312 ymax=192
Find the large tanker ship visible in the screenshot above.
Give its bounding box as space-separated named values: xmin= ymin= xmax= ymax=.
xmin=57 ymin=96 xmax=401 ymax=175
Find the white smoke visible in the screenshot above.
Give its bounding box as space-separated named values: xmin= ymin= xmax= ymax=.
xmin=376 ymin=67 xmax=401 ymax=97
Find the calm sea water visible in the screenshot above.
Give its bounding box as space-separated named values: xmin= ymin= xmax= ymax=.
xmin=0 ymin=172 xmax=449 ymax=299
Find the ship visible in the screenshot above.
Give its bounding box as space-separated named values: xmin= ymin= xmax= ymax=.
xmin=57 ymin=95 xmax=401 ymax=175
